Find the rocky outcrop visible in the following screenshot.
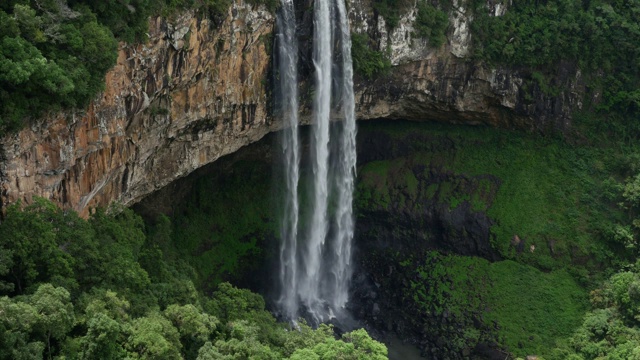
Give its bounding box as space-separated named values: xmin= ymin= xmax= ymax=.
xmin=1 ymin=0 xmax=585 ymax=216
xmin=348 ymin=0 xmax=584 ymax=132
xmin=1 ymin=4 xmax=274 ymax=217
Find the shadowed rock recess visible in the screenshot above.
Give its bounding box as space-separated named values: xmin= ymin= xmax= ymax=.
xmin=132 ymin=123 xmax=515 ymax=359
xmin=1 ymin=0 xmax=584 ymax=216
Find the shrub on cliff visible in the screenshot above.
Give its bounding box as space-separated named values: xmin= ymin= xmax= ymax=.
xmin=0 ymin=2 xmax=118 ymax=137
xmin=351 ymin=32 xmax=391 ymax=79
xmin=471 ymin=0 xmax=640 ymax=125
xmin=415 ymin=1 xmax=448 ymax=47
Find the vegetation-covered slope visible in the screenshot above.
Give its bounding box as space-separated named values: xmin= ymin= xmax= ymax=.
xmin=471 ymin=0 xmax=640 ymax=119
xmin=0 ymin=199 xmax=387 ymax=359
xmin=351 ymin=120 xmax=640 ymax=358
xmin=130 ymin=118 xmax=640 ymax=358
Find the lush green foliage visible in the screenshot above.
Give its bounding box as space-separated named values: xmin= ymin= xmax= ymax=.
xmin=395 ymin=252 xmax=587 ymax=357
xmin=371 ymin=0 xmax=410 ymax=28
xmin=415 ymin=1 xmax=448 ymax=47
xmin=356 ymin=121 xmax=623 ymax=272
xmin=549 ymin=262 xmax=640 ymax=359
xmin=354 ymin=120 xmax=640 ymax=357
xmin=0 ymin=0 xmax=266 ymax=137
xmin=372 ymin=0 xmax=449 ymax=47
xmin=0 ymin=199 xmax=386 ymax=359
xmin=0 ymin=1 xmax=118 ymax=135
xmin=471 ymin=0 xmax=640 ymax=119
xmin=350 ymin=32 xmax=391 ymax=79
xmin=164 ymin=159 xmax=277 ymax=291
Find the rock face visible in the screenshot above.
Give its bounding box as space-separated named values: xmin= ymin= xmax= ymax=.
xmin=1 ymin=0 xmax=584 ymax=216
xmin=1 ymin=4 xmax=274 ymax=217
xmin=348 ymin=0 xmax=584 ymax=131
xmin=355 ymin=127 xmax=502 ymax=262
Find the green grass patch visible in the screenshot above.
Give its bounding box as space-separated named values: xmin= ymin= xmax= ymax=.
xmin=485 ymin=260 xmax=588 ymax=356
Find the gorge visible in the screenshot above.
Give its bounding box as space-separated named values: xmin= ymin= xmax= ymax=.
xmin=2 ymin=0 xmax=640 ymax=359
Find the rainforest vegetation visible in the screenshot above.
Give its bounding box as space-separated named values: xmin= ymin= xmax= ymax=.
xmin=0 ymin=199 xmax=388 ymax=359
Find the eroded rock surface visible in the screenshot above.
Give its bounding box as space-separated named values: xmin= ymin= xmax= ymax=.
xmin=1 ymin=4 xmax=274 ymax=216
xmin=1 ymin=0 xmax=585 ymax=215
xmin=348 ymin=0 xmax=584 ymax=131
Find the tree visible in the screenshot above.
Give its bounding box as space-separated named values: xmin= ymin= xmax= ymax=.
xmin=288 ymin=329 xmax=387 ymax=360
xmin=89 ymin=207 xmax=153 ymax=313
xmin=30 ymin=284 xmax=75 ymax=359
xmin=206 ymin=282 xmax=268 ymax=324
xmin=67 ymin=289 xmax=131 ymax=359
xmin=164 ymin=304 xmax=218 ymax=358
xmin=213 ymin=320 xmax=280 ymax=360
xmin=196 ymin=341 xmax=229 ymax=360
xmin=77 ymin=313 xmax=126 ymax=360
xmin=0 ymin=199 xmax=75 ymax=294
xmin=125 ymin=312 xmax=182 ymax=360
xmin=341 ymin=329 xmax=388 ymax=359
xmin=282 ymin=323 xmax=334 ymax=357
xmin=0 ymin=296 xmax=44 ymax=360
xmin=415 ymin=1 xmax=449 ymax=47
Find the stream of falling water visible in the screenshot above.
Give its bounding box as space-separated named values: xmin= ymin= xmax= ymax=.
xmin=276 ymin=0 xmax=300 ymax=321
xmin=276 ymin=0 xmax=357 ymax=324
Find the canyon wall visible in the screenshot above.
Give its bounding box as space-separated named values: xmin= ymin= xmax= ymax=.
xmin=0 ymin=0 xmax=585 ymax=216
xmin=1 ymin=4 xmax=275 ymax=217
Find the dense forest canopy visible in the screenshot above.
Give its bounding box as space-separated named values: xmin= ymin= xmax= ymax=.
xmin=470 ymin=0 xmax=640 ymax=124
xmin=0 ymin=0 xmax=117 ymax=135
xmin=0 ymin=199 xmax=388 ymax=359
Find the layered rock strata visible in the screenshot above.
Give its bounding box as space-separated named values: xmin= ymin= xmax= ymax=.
xmin=1 ymin=0 xmax=585 ymax=216
xmin=1 ymin=5 xmax=274 ymax=217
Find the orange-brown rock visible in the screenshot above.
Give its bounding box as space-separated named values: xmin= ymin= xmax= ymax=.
xmin=0 ymin=0 xmax=587 ymax=217
xmin=1 ymin=4 xmax=275 ymax=217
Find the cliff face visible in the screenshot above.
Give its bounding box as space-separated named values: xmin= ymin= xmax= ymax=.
xmin=348 ymin=0 xmax=585 ymax=131
xmin=1 ymin=4 xmax=274 ymax=217
xmin=0 ymin=0 xmax=584 ymax=216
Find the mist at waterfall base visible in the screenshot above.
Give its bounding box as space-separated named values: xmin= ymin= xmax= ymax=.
xmin=273 ymin=0 xmax=357 ymax=327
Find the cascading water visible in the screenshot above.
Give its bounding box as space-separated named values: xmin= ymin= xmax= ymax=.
xmin=328 ymin=0 xmax=357 ymax=313
xmin=276 ymin=0 xmax=357 ymax=324
xmin=275 ymin=0 xmax=301 ymax=321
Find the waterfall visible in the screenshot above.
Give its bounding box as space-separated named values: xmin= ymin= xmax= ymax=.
xmin=276 ymin=0 xmax=357 ymax=324
xmin=329 ymin=0 xmax=357 ymax=313
xmin=276 ymin=0 xmax=301 ymax=321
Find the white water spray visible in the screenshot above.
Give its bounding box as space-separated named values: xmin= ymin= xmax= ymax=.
xmin=276 ymin=0 xmax=357 ymax=324
xmin=276 ymin=0 xmax=301 ymax=321
xmin=328 ymin=0 xmax=357 ymax=312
